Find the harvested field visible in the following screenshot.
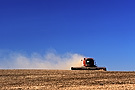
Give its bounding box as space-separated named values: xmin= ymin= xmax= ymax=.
xmin=0 ymin=70 xmax=135 ymax=90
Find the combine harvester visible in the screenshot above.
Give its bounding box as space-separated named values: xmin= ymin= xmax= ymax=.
xmin=71 ymin=58 xmax=107 ymax=71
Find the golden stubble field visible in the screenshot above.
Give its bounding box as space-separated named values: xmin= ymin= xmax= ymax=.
xmin=0 ymin=70 xmax=135 ymax=90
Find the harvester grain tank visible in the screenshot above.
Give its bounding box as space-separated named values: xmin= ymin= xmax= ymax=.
xmin=71 ymin=58 xmax=107 ymax=71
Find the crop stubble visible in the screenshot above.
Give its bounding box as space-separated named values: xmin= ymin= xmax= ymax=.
xmin=0 ymin=70 xmax=135 ymax=90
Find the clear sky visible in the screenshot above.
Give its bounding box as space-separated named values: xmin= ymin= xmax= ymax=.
xmin=0 ymin=0 xmax=135 ymax=70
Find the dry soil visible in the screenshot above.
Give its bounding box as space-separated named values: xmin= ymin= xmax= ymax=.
xmin=0 ymin=69 xmax=135 ymax=90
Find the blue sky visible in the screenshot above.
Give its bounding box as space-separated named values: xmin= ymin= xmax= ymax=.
xmin=0 ymin=0 xmax=135 ymax=70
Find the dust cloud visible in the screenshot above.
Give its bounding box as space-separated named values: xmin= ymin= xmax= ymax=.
xmin=0 ymin=51 xmax=84 ymax=70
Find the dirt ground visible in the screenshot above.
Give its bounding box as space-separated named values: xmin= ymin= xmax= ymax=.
xmin=0 ymin=70 xmax=135 ymax=90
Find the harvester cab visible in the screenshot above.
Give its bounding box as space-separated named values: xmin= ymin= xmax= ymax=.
xmin=82 ymin=58 xmax=97 ymax=67
xmin=71 ymin=58 xmax=107 ymax=71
